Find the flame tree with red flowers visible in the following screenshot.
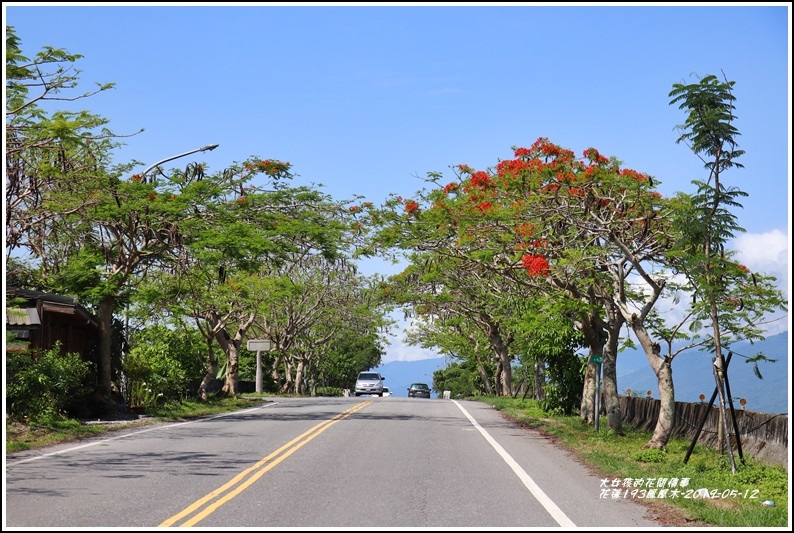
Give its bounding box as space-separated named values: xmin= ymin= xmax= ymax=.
xmin=371 ymin=137 xmax=681 ymax=442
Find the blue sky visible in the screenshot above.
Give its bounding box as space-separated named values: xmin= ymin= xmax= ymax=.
xmin=4 ymin=3 xmax=791 ymax=362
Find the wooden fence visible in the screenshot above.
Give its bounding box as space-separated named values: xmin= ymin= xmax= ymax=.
xmin=619 ymin=396 xmax=788 ymax=470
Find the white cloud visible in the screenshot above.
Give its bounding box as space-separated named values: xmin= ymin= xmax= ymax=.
xmin=381 ymin=313 xmax=442 ymax=364
xmin=731 ymin=229 xmax=789 ymax=300
xmin=732 ymin=230 xmax=791 ymax=336
xmin=383 ymin=331 xmax=440 ymax=363
xmin=732 ymin=229 xmax=789 ymax=276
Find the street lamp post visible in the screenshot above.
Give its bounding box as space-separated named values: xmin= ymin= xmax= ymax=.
xmin=125 ymin=143 xmax=219 ymax=356
xmin=142 ymin=143 xmax=220 ymax=182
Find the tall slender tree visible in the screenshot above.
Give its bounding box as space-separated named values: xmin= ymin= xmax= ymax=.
xmin=667 ymin=72 xmax=787 ymax=470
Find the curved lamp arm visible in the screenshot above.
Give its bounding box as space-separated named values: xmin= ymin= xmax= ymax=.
xmin=142 ymin=143 xmax=219 ymax=182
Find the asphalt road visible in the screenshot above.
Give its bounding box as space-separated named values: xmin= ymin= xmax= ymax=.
xmin=5 ymin=397 xmax=669 ymax=528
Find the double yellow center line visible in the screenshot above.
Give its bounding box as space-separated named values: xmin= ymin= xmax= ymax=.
xmin=159 ymin=400 xmax=372 ymax=527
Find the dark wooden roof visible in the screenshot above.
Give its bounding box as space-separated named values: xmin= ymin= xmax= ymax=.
xmin=6 ymin=286 xmax=99 ymax=328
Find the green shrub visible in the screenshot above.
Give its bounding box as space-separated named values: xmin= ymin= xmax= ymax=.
xmin=631 ymin=447 xmax=668 ymax=463
xmin=5 ymin=343 xmax=92 ymax=424
xmin=124 ymin=325 xmax=202 ymax=407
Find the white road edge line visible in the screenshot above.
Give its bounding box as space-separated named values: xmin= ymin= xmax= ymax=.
xmin=5 ymin=402 xmax=278 ymax=466
xmin=452 ymin=399 xmax=576 ymax=528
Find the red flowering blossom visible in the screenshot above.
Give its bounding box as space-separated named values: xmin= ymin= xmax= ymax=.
xmin=443 ymin=182 xmax=460 ymax=194
xmin=246 ymin=159 xmax=291 ymax=176
xmin=528 ymin=137 xmax=575 ymax=162
xmin=469 ymin=171 xmax=492 ymax=189
xmin=618 ymin=168 xmax=649 ymax=182
xmin=582 ymin=147 xmax=609 ymax=164
xmin=515 ymin=223 xmax=536 ymax=237
xmin=522 ymin=254 xmax=550 ymax=277
xmin=556 ymin=171 xmax=578 ymax=183
xmin=473 ymin=201 xmax=493 ymax=214
xmin=349 ymin=205 xmax=362 ymax=213
xmin=148 ymin=192 xmax=157 ymax=201
xmin=457 ymin=164 xmax=474 ymax=174
xmin=129 ymin=174 xmax=143 ymax=182
xmin=496 ymin=158 xmax=532 ymax=177
xmin=405 ymin=200 xmax=419 ymax=214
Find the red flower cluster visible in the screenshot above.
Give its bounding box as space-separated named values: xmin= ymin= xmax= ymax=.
xmin=522 ymin=254 xmax=550 ymax=277
xmin=496 ymin=158 xmax=533 ymax=177
xmin=443 ymin=182 xmax=460 ymax=194
xmin=618 ymin=168 xmax=649 ymax=182
xmin=405 ymin=200 xmax=419 ymax=214
xmin=515 ymin=223 xmax=536 ymax=237
xmin=582 ymin=147 xmax=609 ymax=164
xmin=473 ymin=201 xmax=493 ymax=214
xmin=245 ymin=159 xmax=291 ymax=176
xmin=470 ymin=171 xmax=492 ymax=189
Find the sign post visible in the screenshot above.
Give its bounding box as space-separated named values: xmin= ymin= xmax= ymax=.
xmin=591 ymin=354 xmax=603 ymax=432
xmin=247 ymin=340 xmax=273 ymax=394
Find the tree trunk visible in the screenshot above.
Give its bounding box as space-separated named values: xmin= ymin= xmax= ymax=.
xmin=270 ymin=354 xmax=283 ymax=386
xmin=220 ymin=342 xmax=240 ymax=397
xmin=580 ymin=362 xmax=596 ymax=424
xmin=497 ymin=347 xmax=513 ymax=396
xmin=475 ymin=360 xmax=494 ymax=395
xmin=493 ymin=358 xmax=504 ymax=395
xmin=632 ymin=322 xmax=674 ymax=449
xmin=577 ymin=313 xmax=605 ymax=425
xmin=97 ymin=294 xmax=116 ymax=409
xmin=197 ymin=335 xmax=218 ymax=401
xmin=602 ymin=317 xmax=624 ymax=433
xmin=533 ymin=359 xmax=546 ymax=400
xmin=280 ymin=358 xmax=294 ymax=394
xmin=601 ymin=350 xmax=623 ymax=432
xmin=295 ymin=359 xmax=306 ymax=395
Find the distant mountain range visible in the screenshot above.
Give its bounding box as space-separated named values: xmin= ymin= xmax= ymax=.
xmin=371 ymin=357 xmax=446 ymax=398
xmin=616 ymin=331 xmax=789 ymax=415
xmin=373 ymin=331 xmax=789 ymax=414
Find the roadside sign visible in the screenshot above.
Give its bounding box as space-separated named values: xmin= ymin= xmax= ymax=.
xmin=591 ymin=355 xmax=603 ymax=364
xmin=247 ymin=339 xmax=272 ymax=351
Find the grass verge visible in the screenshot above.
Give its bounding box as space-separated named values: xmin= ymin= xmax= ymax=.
xmin=480 ymin=396 xmax=788 ymax=528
